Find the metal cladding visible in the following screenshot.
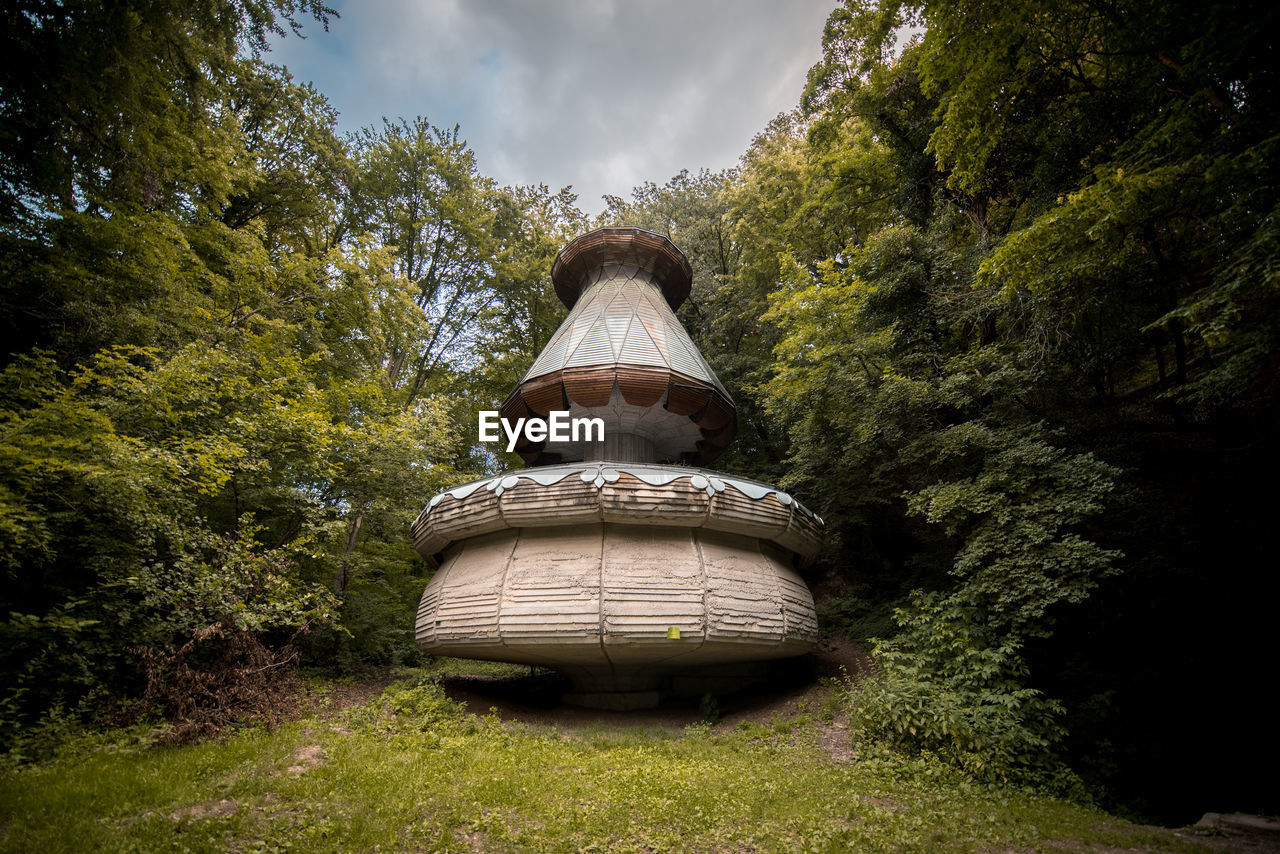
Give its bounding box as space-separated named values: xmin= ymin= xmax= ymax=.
xmin=411 ymin=463 xmax=826 ymax=568
xmin=551 ymin=226 xmax=692 ymax=310
xmin=415 ymin=524 xmax=818 ymax=698
xmin=501 ymin=227 xmax=736 ymax=467
xmin=412 ymin=227 xmax=822 ymax=707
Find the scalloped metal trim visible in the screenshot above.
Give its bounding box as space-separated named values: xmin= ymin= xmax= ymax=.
xmin=411 ymin=463 xmax=824 ymax=566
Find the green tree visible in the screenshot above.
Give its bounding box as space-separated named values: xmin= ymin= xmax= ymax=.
xmin=346 ymin=118 xmax=499 ymax=403
xmin=0 ymin=2 xmax=493 ymax=737
xmin=0 ymin=0 xmax=334 ymax=225
xmin=769 ymin=0 xmax=1278 ymax=814
xmin=470 ymin=183 xmax=586 ymax=414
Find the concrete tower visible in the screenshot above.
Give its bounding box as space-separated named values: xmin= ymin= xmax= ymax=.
xmin=411 ymin=227 xmax=821 ymax=709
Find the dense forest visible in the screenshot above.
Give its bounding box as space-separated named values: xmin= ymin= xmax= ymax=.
xmin=1 ymin=0 xmax=1276 ymax=825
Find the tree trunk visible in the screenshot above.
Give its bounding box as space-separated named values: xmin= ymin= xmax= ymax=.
xmin=336 ymin=507 xmax=365 ymax=593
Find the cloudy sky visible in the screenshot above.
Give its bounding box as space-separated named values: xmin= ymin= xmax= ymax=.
xmin=267 ymin=0 xmax=834 ymax=214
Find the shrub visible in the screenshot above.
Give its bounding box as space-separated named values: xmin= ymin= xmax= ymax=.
xmin=343 ymin=677 xmax=468 ymax=735
xmin=132 ymin=623 xmax=300 ymax=744
xmin=849 ymin=593 xmax=1075 ymax=788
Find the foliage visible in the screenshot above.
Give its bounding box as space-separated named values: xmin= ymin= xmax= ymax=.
xmin=132 ymin=624 xmax=303 ymax=745
xmin=0 ymin=0 xmax=584 ymax=743
xmin=765 ymin=0 xmax=1277 ymax=815
xmin=849 ymin=595 xmax=1073 ymax=786
xmin=757 ymin=223 xmax=1122 ymax=786
xmin=0 ymin=678 xmax=1197 ymax=853
xmin=345 ymin=118 xmax=499 ymax=402
xmin=0 ymin=347 xmax=335 ymax=734
xmin=469 ymin=182 xmax=586 ymax=420
xmin=763 ymin=228 xmax=1121 ymax=621
xmin=340 ymin=676 xmax=469 ymax=737
xmin=0 ymin=0 xmax=336 ymax=226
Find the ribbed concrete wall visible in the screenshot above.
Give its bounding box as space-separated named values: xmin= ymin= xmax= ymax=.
xmin=415 ymin=522 xmax=817 ymax=689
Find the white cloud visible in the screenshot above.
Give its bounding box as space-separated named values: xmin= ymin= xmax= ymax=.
xmin=269 ymin=0 xmax=833 ymax=214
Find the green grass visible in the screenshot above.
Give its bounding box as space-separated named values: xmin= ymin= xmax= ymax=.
xmin=0 ymin=669 xmax=1208 ymax=853
xmin=419 ymin=657 xmax=534 ymax=679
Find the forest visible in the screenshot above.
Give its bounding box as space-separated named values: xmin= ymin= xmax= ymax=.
xmin=1 ymin=0 xmax=1277 ymax=832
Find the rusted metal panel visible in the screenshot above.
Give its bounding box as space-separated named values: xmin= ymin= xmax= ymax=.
xmin=696 ymin=395 xmax=735 ymax=431
xmin=562 ymin=367 xmax=616 ymax=407
xmin=665 ymin=382 xmax=710 ymax=417
xmin=521 ymin=376 xmax=567 ymax=417
xmin=615 ymin=367 xmax=668 ymax=406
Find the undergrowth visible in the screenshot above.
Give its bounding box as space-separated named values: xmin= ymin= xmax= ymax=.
xmin=131 ymin=624 xmax=302 ymax=745
xmin=844 ymin=595 xmax=1088 ymax=797
xmin=0 ymin=667 xmax=1208 ymax=853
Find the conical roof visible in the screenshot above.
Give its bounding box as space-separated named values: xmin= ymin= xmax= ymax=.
xmin=501 ymin=228 xmax=736 ymax=466
xmin=551 ymin=226 xmax=692 ymax=310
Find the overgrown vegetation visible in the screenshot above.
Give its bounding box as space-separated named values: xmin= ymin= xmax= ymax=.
xmin=604 ymin=0 xmax=1277 ymax=822
xmin=848 ymin=596 xmax=1075 ymax=789
xmin=0 ymin=671 xmax=1211 ymax=853
xmin=1 ymin=0 xmax=1276 ymax=826
xmin=0 ymin=0 xmax=580 ymax=749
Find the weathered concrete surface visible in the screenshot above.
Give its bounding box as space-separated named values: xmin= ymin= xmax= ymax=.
xmin=415 ymin=521 xmax=818 ymax=699
xmin=412 ymin=464 xmax=824 ymax=568
xmin=410 ymin=229 xmax=823 ymax=708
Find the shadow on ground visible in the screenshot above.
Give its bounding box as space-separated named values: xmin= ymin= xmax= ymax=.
xmin=434 ymin=636 xmax=872 ymax=732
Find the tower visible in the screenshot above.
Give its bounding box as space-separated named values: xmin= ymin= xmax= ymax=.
xmin=412 ymin=227 xmax=821 ymax=708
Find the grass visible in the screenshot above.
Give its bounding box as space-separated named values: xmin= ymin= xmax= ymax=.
xmin=0 ymin=663 xmax=1210 ymax=853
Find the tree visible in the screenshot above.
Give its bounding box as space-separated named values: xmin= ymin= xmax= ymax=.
xmin=775 ymin=0 xmax=1280 ymax=815
xmin=469 ymin=183 xmax=586 ymax=413
xmin=0 ymin=3 xmax=494 ymax=739
xmin=0 ymin=0 xmax=335 ymax=227
xmin=0 ymin=5 xmax=342 ymax=367
xmin=345 ymin=118 xmax=499 ymax=403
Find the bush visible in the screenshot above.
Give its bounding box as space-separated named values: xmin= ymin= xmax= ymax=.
xmin=849 ymin=593 xmax=1076 ymax=788
xmin=131 ymin=623 xmax=301 ymax=744
xmin=342 ymin=677 xmax=468 ymax=735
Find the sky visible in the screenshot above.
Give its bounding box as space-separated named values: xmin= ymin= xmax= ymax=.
xmin=266 ymin=0 xmax=835 ymax=215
